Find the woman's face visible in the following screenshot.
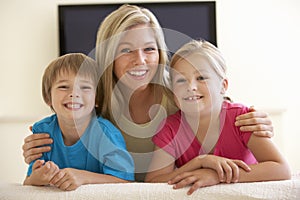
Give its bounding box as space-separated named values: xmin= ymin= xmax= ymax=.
xmin=114 ymin=24 xmax=159 ymax=91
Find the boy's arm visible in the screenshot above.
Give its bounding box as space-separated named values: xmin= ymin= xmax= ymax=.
xmin=23 ymin=160 xmax=59 ymax=186
xmin=50 ymin=168 xmax=130 ymax=191
xmin=238 ymin=135 xmax=291 ymax=182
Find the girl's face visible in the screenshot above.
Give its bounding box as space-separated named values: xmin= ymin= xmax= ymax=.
xmin=49 ymin=71 xmax=96 ymax=123
xmin=114 ymin=24 xmax=159 ymax=91
xmin=171 ymin=53 xmax=227 ymax=116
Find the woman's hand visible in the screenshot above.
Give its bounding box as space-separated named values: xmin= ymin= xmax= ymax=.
xmin=198 ymin=155 xmax=251 ymax=183
xmin=235 ymin=106 xmax=274 ymax=137
xmin=168 ymin=168 xmax=220 ymax=195
xmin=22 ymin=126 xmax=53 ymax=164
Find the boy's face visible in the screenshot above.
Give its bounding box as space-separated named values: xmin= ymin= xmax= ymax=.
xmin=171 ymin=53 xmax=226 ymax=116
xmin=49 ymin=71 xmax=96 ymax=122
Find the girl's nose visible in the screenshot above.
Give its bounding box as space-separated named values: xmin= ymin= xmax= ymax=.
xmin=188 ymin=80 xmax=197 ymax=92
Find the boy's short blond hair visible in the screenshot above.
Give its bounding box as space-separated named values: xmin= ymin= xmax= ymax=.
xmin=42 ymin=53 xmax=100 ymax=105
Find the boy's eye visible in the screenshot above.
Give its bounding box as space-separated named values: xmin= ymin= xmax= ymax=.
xmin=81 ymin=86 xmax=92 ymax=90
xmin=57 ymin=85 xmax=69 ymax=90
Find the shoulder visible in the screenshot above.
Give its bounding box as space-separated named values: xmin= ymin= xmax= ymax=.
xmin=222 ymin=101 xmax=250 ymax=117
xmin=154 ymin=111 xmax=182 ymax=138
xmin=32 ymin=114 xmax=57 ymax=134
xmin=160 ymin=110 xmax=182 ymax=128
xmin=95 ymin=116 xmax=125 ymax=143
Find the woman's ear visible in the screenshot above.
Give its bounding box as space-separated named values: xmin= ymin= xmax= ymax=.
xmin=221 ymin=79 xmax=228 ymax=94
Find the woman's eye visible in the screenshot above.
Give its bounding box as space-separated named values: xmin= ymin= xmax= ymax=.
xmin=144 ymin=47 xmax=156 ymax=52
xmin=120 ymin=48 xmax=131 ymax=53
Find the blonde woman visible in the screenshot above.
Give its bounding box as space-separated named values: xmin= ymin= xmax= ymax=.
xmin=22 ymin=4 xmax=274 ymax=182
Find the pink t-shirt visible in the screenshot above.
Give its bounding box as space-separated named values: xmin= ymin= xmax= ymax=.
xmin=152 ymin=101 xmax=257 ymax=168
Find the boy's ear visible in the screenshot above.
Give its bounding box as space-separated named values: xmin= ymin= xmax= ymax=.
xmin=221 ymin=79 xmax=228 ymax=94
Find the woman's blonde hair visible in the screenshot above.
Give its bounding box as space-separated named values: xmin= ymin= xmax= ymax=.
xmin=42 ymin=53 xmax=100 ymax=110
xmin=95 ymin=4 xmax=173 ymax=124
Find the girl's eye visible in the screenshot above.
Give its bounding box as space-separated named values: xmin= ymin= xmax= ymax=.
xmin=175 ymin=78 xmax=186 ymax=83
xmin=197 ymin=76 xmax=207 ymax=81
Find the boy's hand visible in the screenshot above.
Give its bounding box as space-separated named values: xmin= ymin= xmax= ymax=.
xmin=51 ymin=168 xmax=85 ymax=191
xmin=29 ymin=160 xmax=59 ymax=186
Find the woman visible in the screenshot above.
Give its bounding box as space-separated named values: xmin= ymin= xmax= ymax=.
xmin=22 ymin=4 xmax=274 ymax=182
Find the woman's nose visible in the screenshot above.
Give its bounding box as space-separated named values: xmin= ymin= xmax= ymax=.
xmin=132 ymin=49 xmax=146 ymax=66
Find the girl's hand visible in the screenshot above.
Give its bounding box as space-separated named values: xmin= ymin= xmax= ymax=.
xmin=22 ymin=126 xmax=53 ymax=164
xmin=235 ymin=106 xmax=274 ymax=137
xmin=198 ymin=155 xmax=251 ymax=183
xmin=168 ymin=168 xmax=220 ymax=195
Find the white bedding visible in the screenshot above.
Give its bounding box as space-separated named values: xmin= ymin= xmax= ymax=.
xmin=1 ymin=174 xmax=300 ymax=200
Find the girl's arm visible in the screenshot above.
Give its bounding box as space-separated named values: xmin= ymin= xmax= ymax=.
xmin=50 ymin=168 xmax=130 ymax=191
xmin=145 ymin=146 xmax=250 ymax=183
xmin=238 ymin=135 xmax=291 ymax=182
xmin=235 ymin=107 xmax=274 ymax=137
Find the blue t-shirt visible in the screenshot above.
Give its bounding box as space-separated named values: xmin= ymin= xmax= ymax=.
xmin=27 ymin=114 xmax=134 ymax=181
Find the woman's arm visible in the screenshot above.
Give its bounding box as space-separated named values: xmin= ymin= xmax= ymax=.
xmin=238 ymin=135 xmax=291 ymax=182
xmin=22 ymin=127 xmax=53 ymax=164
xmin=235 ymin=107 xmax=274 ymax=137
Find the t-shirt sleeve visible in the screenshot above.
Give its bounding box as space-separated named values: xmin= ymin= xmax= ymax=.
xmin=99 ymin=119 xmax=135 ymax=181
xmin=234 ymin=104 xmax=252 ymax=145
xmin=152 ymin=120 xmax=177 ymax=158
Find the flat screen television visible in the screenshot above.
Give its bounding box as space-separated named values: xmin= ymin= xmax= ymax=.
xmin=58 ymin=2 xmax=217 ymax=57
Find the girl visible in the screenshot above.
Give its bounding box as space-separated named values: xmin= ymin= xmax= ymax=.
xmin=145 ymin=40 xmax=291 ymax=194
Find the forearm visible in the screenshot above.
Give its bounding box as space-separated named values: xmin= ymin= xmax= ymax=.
xmin=238 ymin=161 xmax=291 ymax=183
xmin=79 ymin=170 xmax=131 ymax=184
xmin=147 ymin=156 xmax=204 ymax=183
xmin=23 ymin=176 xmax=49 ymax=186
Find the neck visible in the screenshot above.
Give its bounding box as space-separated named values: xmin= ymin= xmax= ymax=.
xmin=122 ymin=84 xmax=162 ymax=124
xmin=184 ymin=106 xmax=222 ymax=154
xmin=57 ymin=115 xmax=92 ymax=146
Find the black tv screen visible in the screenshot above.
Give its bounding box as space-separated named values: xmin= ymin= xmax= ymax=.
xmin=58 ymin=2 xmax=217 ymax=57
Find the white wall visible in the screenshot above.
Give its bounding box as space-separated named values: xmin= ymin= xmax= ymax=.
xmin=0 ymin=0 xmax=299 ymax=183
